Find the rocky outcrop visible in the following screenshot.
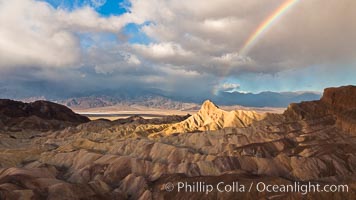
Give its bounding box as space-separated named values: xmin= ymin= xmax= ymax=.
xmin=321 ymin=85 xmax=356 ymax=109
xmin=113 ymin=114 xmax=190 ymax=125
xmin=0 ymin=99 xmax=89 ymax=123
xmin=155 ymin=100 xmax=264 ymax=136
xmin=284 ymin=85 xmax=356 ymax=134
xmin=0 ymin=99 xmax=89 ymax=133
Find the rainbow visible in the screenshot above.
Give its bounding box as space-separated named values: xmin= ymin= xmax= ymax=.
xmin=212 ymin=0 xmax=300 ymax=95
xmin=239 ymin=0 xmax=300 ymax=56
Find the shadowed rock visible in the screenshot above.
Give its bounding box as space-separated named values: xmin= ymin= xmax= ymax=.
xmin=0 ymin=99 xmax=89 ymax=133
xmin=0 ymin=99 xmax=89 ymax=123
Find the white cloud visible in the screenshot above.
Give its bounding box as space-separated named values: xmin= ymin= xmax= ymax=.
xmin=55 ymin=6 xmax=130 ymax=33
xmin=220 ymin=83 xmax=241 ymax=91
xmin=90 ymin=0 xmax=106 ymax=8
xmin=202 ymin=17 xmax=241 ymax=32
xmin=89 ymin=48 xmax=141 ymax=74
xmin=6 ymin=0 xmax=355 ymax=74
xmin=213 ymin=53 xmax=253 ymax=66
xmin=0 ymin=0 xmax=79 ymax=68
xmin=0 ymin=0 xmax=132 ymax=69
xmin=126 ymin=54 xmax=141 ymax=65
xmin=212 ymin=82 xmax=241 ymax=95
xmin=128 ymin=0 xmax=356 ymax=75
xmin=132 ymin=42 xmax=193 ymax=61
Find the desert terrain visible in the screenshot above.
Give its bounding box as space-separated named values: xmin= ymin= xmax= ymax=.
xmin=74 ymin=105 xmax=285 ymax=121
xmin=0 ymin=85 xmax=355 ymax=199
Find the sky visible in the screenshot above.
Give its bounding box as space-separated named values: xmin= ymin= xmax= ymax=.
xmin=0 ymin=0 xmax=355 ymax=100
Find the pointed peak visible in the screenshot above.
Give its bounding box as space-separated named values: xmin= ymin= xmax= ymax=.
xmin=201 ymin=100 xmax=219 ymax=111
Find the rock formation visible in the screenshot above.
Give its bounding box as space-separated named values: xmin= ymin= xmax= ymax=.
xmin=0 ymin=99 xmax=89 ymax=139
xmin=0 ymin=99 xmax=89 ymax=123
xmin=154 ymin=100 xmax=264 ymax=137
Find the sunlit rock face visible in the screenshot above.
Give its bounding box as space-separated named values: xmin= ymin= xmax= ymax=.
xmin=153 ymin=100 xmax=265 ymax=137
xmin=284 ymin=85 xmax=356 ymax=134
xmin=1 ymin=86 xmax=356 ymax=199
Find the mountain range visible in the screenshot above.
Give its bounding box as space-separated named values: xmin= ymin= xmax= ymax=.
xmin=1 ymin=86 xmax=321 ymax=108
xmin=59 ymin=91 xmax=321 ymax=109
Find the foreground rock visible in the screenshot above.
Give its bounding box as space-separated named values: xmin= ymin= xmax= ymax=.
xmin=1 ymin=86 xmax=356 ymax=199
xmin=0 ymin=99 xmax=89 ymax=134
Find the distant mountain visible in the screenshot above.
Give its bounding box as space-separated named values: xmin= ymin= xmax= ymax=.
xmin=212 ymin=91 xmax=321 ymax=107
xmin=1 ymin=85 xmax=321 ymax=108
xmin=57 ymin=95 xmax=198 ymax=110
xmin=58 ymin=91 xmax=321 ymax=109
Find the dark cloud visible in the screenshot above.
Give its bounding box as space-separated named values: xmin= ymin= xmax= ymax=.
xmin=0 ymin=0 xmax=356 ymax=101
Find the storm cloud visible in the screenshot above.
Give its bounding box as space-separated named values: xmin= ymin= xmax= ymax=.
xmin=0 ymin=0 xmax=355 ymax=100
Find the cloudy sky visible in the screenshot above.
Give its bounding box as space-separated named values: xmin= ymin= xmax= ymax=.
xmin=0 ymin=0 xmax=355 ymax=99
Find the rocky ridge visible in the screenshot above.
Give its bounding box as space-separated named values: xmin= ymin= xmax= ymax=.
xmin=0 ymin=99 xmax=89 ymax=138
xmin=153 ymin=100 xmax=265 ymax=137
